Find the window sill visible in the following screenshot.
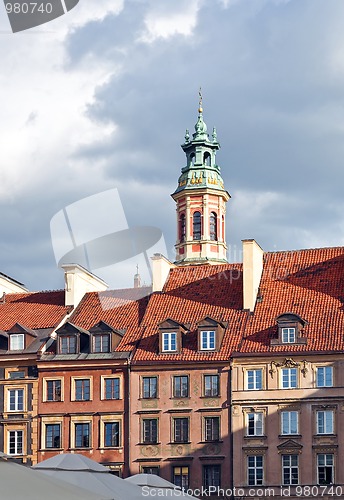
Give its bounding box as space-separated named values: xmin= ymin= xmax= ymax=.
xmin=244 ymin=435 xmax=267 ymax=440
xmin=40 ymin=448 xmax=63 ymax=452
xmin=169 ymin=442 xmax=191 ymax=445
xmin=314 ymin=434 xmax=337 ymax=438
xmin=279 ymin=434 xmax=302 ymax=439
xmin=138 ymin=442 xmax=160 ymax=446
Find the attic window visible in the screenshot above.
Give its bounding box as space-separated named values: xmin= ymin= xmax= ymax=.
xmin=162 ymin=332 xmax=177 ymax=352
xmin=9 ymin=334 xmax=24 ymax=350
xmin=271 ymin=313 xmax=308 ymax=347
xmin=197 ymin=317 xmax=227 ymax=352
xmin=282 ymin=328 xmax=296 ymax=344
xmin=93 ymin=334 xmax=110 ymax=353
xmin=201 ymin=331 xmax=216 ymax=350
xmin=158 ymin=319 xmax=186 ymax=354
xmin=60 ymin=335 xmax=77 ymax=354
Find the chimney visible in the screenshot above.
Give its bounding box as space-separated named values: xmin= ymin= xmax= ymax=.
xmin=242 ymin=239 xmax=264 ymax=312
xmin=0 ymin=273 xmax=28 ymax=296
xmin=151 ymin=254 xmax=175 ymax=292
xmin=134 ymin=265 xmax=141 ymax=289
xmin=61 ymin=264 xmax=108 ymax=307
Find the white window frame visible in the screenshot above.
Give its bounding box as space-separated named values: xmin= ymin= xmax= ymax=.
xmin=281 ymin=411 xmax=299 ymax=435
xmin=7 ymin=430 xmax=24 ymax=455
xmin=44 ymin=378 xmax=63 ymax=402
xmin=282 ymin=455 xmax=299 ymax=485
xmin=247 ymin=369 xmax=263 ymax=390
xmin=200 ymin=330 xmax=216 ymax=351
xmin=162 ymin=332 xmax=177 ymax=352
xmin=247 ymin=455 xmax=263 ymax=486
xmin=246 ymin=412 xmax=264 ymax=436
xmin=282 ymin=328 xmax=296 ymax=343
xmin=316 ymin=366 xmax=333 ymax=388
xmin=101 ymin=376 xmax=121 ymax=400
xmin=317 ymin=454 xmax=334 ymax=485
xmin=281 ymin=368 xmax=298 ymax=389
xmin=316 ymin=410 xmax=334 ymax=435
xmin=9 ymin=334 xmax=24 ymax=350
xmin=7 ymin=388 xmax=24 ymax=412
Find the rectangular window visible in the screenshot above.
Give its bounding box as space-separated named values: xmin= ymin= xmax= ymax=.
xmin=8 ymin=430 xmax=23 ymax=455
xmin=204 ymin=375 xmax=219 ymax=397
xmin=9 ymin=334 xmax=24 ymax=350
xmin=248 ymin=455 xmax=263 ymax=486
xmin=173 ymin=376 xmax=189 ymax=398
xmin=204 ymin=417 xmax=220 ymax=442
xmin=282 ymin=328 xmax=296 ymax=343
xmin=142 ymin=377 xmax=158 ymax=398
xmin=74 ymin=379 xmax=90 ymax=401
xmin=317 ymin=411 xmax=334 ymax=435
xmin=142 ymin=467 xmax=159 ymax=475
xmin=282 ymin=368 xmax=297 ymax=388
xmin=247 ymin=412 xmax=264 ymax=436
xmin=173 ymin=418 xmax=189 ymax=443
xmin=282 ymin=455 xmax=299 ymax=485
xmin=201 ymin=331 xmax=216 ymax=350
xmin=60 ymin=336 xmax=76 ymax=354
xmin=45 ymin=424 xmax=61 ymax=448
xmin=203 ymin=465 xmax=221 ymax=488
xmin=247 ymin=369 xmax=263 ymax=390
xmin=281 ymin=411 xmax=298 ymax=435
xmin=75 ymin=423 xmax=90 ymax=448
xmin=46 ymin=380 xmax=62 ymax=402
xmin=104 ymin=378 xmax=120 ymax=400
xmin=8 ymin=388 xmax=24 ymax=411
xmin=142 ymin=419 xmax=158 ymax=444
xmin=104 ymin=422 xmax=120 ymax=447
xmin=162 ymin=332 xmax=177 ymax=352
xmin=316 ymin=367 xmax=333 ymax=388
xmin=173 ymin=466 xmax=189 ymax=489
xmin=93 ymin=334 xmax=110 ymax=353
xmin=8 ymin=371 xmax=25 ymax=380
xmin=317 ymin=454 xmax=334 ymax=485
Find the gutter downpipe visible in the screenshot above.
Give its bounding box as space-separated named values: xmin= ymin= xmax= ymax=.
xmin=229 ymin=356 xmax=234 ymax=500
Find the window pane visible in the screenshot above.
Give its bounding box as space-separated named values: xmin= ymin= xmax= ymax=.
xmin=105 ymin=422 xmax=120 ymax=447
xmin=143 ymin=377 xmax=157 ymax=398
xmin=75 ymin=423 xmax=90 ymax=447
xmin=10 ymin=334 xmax=24 ymax=350
xmin=46 ymin=424 xmax=61 ymax=448
xmin=204 ymin=375 xmax=219 ymax=397
xmin=174 ymin=376 xmax=188 ymax=398
xmin=105 ymin=378 xmax=120 ymax=399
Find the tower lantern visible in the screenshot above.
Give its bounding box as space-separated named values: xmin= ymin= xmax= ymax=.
xmin=171 ymin=94 xmax=230 ymax=264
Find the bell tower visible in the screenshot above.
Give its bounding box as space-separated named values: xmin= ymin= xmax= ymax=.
xmin=171 ymin=94 xmax=230 ymax=264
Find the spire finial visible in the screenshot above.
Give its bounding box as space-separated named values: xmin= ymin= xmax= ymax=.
xmin=198 ymin=87 xmax=203 ymax=113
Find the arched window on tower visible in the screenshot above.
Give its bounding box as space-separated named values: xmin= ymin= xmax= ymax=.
xmin=180 ymin=214 xmax=186 ymax=243
xmin=190 ymin=153 xmax=196 ymax=166
xmin=210 ymin=212 xmax=217 ymax=241
xmin=204 ymin=152 xmax=211 ymax=166
xmin=193 ymin=212 xmax=201 ymax=240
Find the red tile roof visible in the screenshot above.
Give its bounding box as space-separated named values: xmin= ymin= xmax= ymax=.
xmin=69 ymin=287 xmax=152 ymax=351
xmin=133 ymin=264 xmax=248 ymax=363
xmin=238 ymin=247 xmax=344 ymax=354
xmin=0 ymin=291 xmax=69 ymax=331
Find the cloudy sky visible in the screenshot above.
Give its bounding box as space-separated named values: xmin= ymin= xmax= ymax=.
xmin=1 ymin=0 xmax=344 ymax=291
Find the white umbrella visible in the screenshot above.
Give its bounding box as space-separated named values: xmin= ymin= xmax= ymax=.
xmin=125 ymin=473 xmax=198 ymax=499
xmin=0 ymin=457 xmax=112 ymax=500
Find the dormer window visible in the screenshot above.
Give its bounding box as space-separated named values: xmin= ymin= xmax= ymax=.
xmin=60 ymin=336 xmax=76 ymax=354
xmin=201 ymin=331 xmax=216 ymax=350
xmin=197 ymin=317 xmax=226 ymax=352
xmin=282 ymin=328 xmax=296 ymax=344
xmin=162 ymin=332 xmax=177 ymax=352
xmin=93 ymin=334 xmax=110 ymax=353
xmin=9 ymin=334 xmax=24 ymax=350
xmin=271 ymin=313 xmax=308 ymax=347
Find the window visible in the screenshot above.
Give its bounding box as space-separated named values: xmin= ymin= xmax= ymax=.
xmin=93 ymin=334 xmax=110 ymax=353
xmin=204 ymin=417 xmax=220 ymax=441
xmin=173 ymin=466 xmax=189 ymax=489
xmin=74 ymin=379 xmax=90 ymax=401
xmin=142 ymin=466 xmax=159 ymax=475
xmin=210 ymin=212 xmax=217 ymax=241
xmin=46 ymin=380 xmax=61 ymax=402
xmin=316 ymin=367 xmax=333 ymax=388
xmin=180 ymin=214 xmax=186 ymax=243
xmin=173 ymin=418 xmax=189 ymax=443
xmin=104 ymin=378 xmax=120 ymax=400
xmin=9 ymin=334 xmax=24 ymax=350
xmin=247 ymin=412 xmax=264 ymax=436
xmin=317 ymin=454 xmax=334 ymax=485
xmin=247 ymin=369 xmax=263 ymax=390
xmin=282 ymin=368 xmax=297 ymax=388
xmin=193 ymin=211 xmax=201 ymax=240
xmin=281 ymin=411 xmax=298 ymax=435
xmin=162 ymin=332 xmax=177 ymax=352
xmin=201 ymin=331 xmax=216 ymax=350
xmin=282 ymin=455 xmax=299 ymax=485
xmin=173 ymin=376 xmax=189 ymax=398
xmin=104 ymin=422 xmax=120 ymax=447
xmin=45 ymin=424 xmax=61 ymax=448
xmin=60 ymin=335 xmax=76 ymax=354
xmin=204 ymin=375 xmax=219 ymax=397
xmin=316 ymin=410 xmax=334 ymax=435
xmin=8 ymin=371 xmax=25 ymax=380
xmin=142 ymin=377 xmax=157 ymax=398
xmin=203 ymin=465 xmax=221 ymax=488
xmin=142 ymin=419 xmax=158 ymax=444
xmin=75 ymin=423 xmax=90 ymax=448
xmin=204 ymin=152 xmax=211 ymax=166
xmin=8 ymin=388 xmax=24 ymax=411
xmin=282 ymin=328 xmax=296 ymax=343
xmin=8 ymin=430 xmax=23 ymax=455
xmin=248 ymin=455 xmax=263 ymax=486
